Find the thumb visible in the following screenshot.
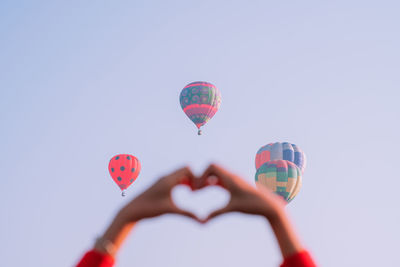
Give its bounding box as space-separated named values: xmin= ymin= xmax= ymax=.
xmin=204 ymin=205 xmax=232 ymax=223
xmin=173 ymin=207 xmax=201 ymax=223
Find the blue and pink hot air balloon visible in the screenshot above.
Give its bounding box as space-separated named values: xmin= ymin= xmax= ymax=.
xmin=179 ymin=81 xmax=221 ymax=135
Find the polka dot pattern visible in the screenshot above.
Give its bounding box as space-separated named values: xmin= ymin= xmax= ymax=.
xmin=108 ymin=154 xmax=141 ymax=192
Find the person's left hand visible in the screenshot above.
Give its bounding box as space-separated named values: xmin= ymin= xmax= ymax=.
xmin=117 ymin=167 xmax=201 ymax=223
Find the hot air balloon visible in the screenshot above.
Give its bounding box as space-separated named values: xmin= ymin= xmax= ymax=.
xmin=255 ymin=142 xmax=306 ymax=173
xmin=255 ymin=160 xmax=302 ymax=203
xmin=108 ymin=154 xmax=141 ymax=196
xmin=179 ymin=81 xmax=221 ymax=135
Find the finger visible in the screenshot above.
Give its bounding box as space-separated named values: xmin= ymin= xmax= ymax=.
xmin=173 ymin=208 xmax=201 ymax=223
xmin=174 ymin=167 xmax=204 ymax=191
xmin=200 ymin=164 xmax=229 ymax=188
xmin=204 ymin=205 xmax=232 ymax=222
xmin=198 ymin=165 xmax=217 ymax=188
xmin=167 ymin=166 xmax=196 ymax=186
xmin=206 ymin=175 xmax=219 ymax=186
xmin=179 ymin=170 xmax=197 ymax=190
xmin=190 ymin=176 xmax=204 ymax=191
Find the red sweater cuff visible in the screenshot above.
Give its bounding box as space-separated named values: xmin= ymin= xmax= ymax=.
xmin=280 ymin=250 xmax=317 ymax=267
xmin=76 ymin=250 xmax=115 ymax=267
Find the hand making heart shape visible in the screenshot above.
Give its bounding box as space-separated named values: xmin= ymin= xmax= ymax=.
xmin=117 ymin=164 xmax=287 ymax=225
xmin=93 ymin=164 xmax=307 ymax=263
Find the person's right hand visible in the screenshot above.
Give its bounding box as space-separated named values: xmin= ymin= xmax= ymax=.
xmin=199 ymin=164 xmax=287 ymax=222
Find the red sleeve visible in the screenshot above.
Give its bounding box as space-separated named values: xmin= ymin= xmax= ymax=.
xmin=280 ymin=250 xmax=317 ymax=267
xmin=76 ymin=250 xmax=115 ymax=267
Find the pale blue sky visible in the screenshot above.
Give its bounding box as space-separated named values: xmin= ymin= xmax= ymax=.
xmin=1 ymin=1 xmax=399 ymax=266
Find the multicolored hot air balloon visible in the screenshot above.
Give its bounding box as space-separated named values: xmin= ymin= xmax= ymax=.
xmin=255 ymin=160 xmax=302 ymax=203
xmin=108 ymin=154 xmax=141 ymax=196
xmin=179 ymin=81 xmax=221 ymax=135
xmin=255 ymin=142 xmax=306 ymax=173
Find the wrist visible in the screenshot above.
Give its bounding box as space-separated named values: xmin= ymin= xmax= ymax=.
xmin=117 ymin=203 xmax=144 ymax=224
xmin=98 ymin=211 xmax=137 ymax=256
xmin=94 ymin=236 xmax=117 ymax=257
xmin=263 ymin=207 xmax=286 ymax=224
xmin=264 ymin=208 xmax=304 ymax=258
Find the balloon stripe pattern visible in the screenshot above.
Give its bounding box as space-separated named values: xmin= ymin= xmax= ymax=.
xmin=255 ymin=160 xmax=302 ymax=202
xmin=108 ymin=154 xmax=141 ymax=191
xmin=289 ymin=174 xmax=302 ymax=202
xmin=180 ymin=81 xmax=221 ymax=132
xmin=255 ymin=142 xmax=306 ymax=173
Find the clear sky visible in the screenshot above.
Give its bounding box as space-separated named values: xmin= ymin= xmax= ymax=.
xmin=1 ymin=1 xmax=399 ymax=266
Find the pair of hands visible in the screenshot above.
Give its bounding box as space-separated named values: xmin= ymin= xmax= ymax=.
xmin=117 ymin=164 xmax=287 ymax=224
xmin=97 ymin=164 xmax=304 ymax=260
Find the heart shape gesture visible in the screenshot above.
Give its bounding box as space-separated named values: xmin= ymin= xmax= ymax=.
xmin=96 ymin=165 xmax=306 ymax=262
xmin=172 ymin=183 xmax=229 ymax=220
xmin=118 ymin=164 xmax=286 ymax=224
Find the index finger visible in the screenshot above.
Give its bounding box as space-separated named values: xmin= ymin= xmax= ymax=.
xmin=167 ymin=166 xmax=196 ymax=187
xmin=199 ymin=164 xmax=232 ymax=188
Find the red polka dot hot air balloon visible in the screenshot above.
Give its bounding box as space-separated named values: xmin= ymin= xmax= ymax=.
xmin=108 ymin=154 xmax=141 ymax=196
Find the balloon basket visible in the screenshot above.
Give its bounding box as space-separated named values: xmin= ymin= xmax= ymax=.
xmin=197 ymin=129 xmax=202 ymax=135
xmin=121 ymin=190 xmax=126 ymax=197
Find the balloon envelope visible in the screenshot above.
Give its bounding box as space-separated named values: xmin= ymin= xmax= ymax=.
xmin=255 ymin=160 xmax=302 ymax=202
xmin=179 ymin=81 xmax=221 ymax=134
xmin=255 ymin=142 xmax=306 ymax=173
xmin=108 ymin=154 xmax=141 ymax=194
